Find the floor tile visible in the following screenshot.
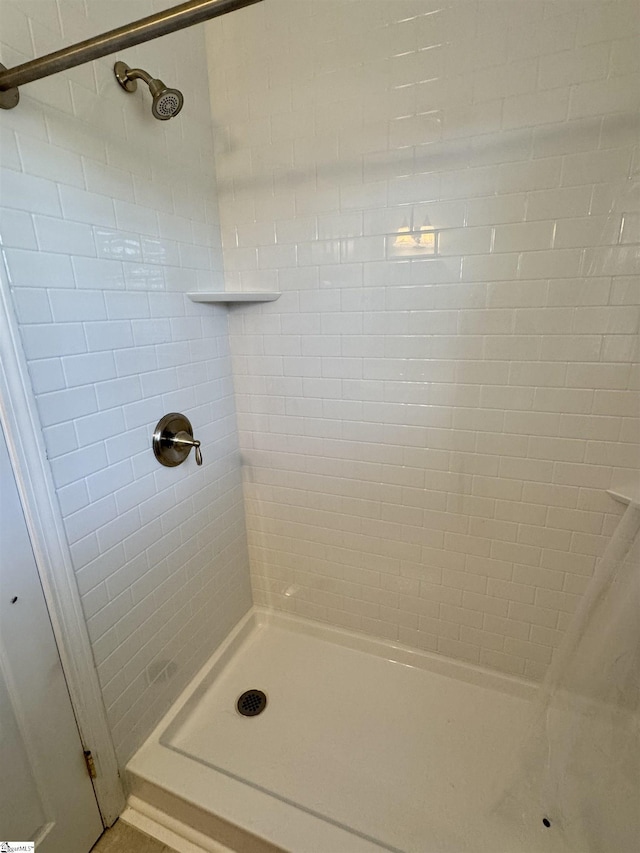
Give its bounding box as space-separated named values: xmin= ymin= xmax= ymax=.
xmin=91 ymin=819 xmax=177 ymax=853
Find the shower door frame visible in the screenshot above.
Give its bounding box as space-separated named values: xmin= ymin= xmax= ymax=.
xmin=0 ymin=264 xmax=125 ymax=826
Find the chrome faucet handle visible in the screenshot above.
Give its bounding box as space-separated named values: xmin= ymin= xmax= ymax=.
xmin=152 ymin=413 xmax=203 ymax=467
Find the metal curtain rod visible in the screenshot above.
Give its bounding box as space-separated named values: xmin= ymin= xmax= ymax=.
xmin=0 ymin=0 xmax=262 ymax=109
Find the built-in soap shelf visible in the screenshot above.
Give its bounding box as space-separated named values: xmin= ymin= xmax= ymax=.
xmin=187 ymin=292 xmax=281 ymax=304
xmin=607 ymin=480 xmax=640 ymax=508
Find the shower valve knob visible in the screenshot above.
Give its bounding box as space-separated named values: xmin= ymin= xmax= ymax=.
xmin=173 ymin=430 xmax=203 ymax=465
xmin=153 ymin=413 xmax=203 ymax=467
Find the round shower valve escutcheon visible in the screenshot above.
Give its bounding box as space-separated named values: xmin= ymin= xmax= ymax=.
xmin=153 ymin=412 xmax=203 ymax=467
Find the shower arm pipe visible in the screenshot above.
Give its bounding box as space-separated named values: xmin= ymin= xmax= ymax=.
xmin=121 ymin=67 xmax=156 ymax=88
xmin=0 ymin=0 xmax=262 ymax=96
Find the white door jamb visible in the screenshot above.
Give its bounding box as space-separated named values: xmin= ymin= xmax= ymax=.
xmin=0 ymin=263 xmax=125 ymax=825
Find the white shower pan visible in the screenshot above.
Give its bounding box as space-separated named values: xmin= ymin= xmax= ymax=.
xmin=123 ymin=608 xmax=572 ymax=853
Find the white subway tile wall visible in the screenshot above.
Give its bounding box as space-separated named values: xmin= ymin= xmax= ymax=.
xmin=0 ymin=0 xmax=252 ymax=764
xmin=207 ymin=0 xmax=640 ymax=679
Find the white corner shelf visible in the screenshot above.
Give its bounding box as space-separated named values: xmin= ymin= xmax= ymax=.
xmin=187 ymin=292 xmax=281 ymax=304
xmin=607 ymin=479 xmax=640 ymax=508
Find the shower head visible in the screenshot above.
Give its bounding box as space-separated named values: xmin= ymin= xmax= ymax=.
xmin=114 ymin=61 xmax=183 ymax=120
xmin=147 ymin=78 xmax=184 ymax=120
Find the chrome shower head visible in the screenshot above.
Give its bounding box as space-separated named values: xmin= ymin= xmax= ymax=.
xmin=114 ymin=61 xmax=184 ymax=120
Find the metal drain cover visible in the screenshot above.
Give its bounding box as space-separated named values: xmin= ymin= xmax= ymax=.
xmin=236 ymin=689 xmax=267 ymax=717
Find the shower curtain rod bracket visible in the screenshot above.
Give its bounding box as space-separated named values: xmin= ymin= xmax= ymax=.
xmin=0 ymin=0 xmax=262 ymax=109
xmin=0 ymin=64 xmax=19 ymax=110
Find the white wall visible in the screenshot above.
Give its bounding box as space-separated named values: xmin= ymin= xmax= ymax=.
xmin=0 ymin=0 xmax=252 ymax=765
xmin=207 ymin=0 xmax=640 ymax=679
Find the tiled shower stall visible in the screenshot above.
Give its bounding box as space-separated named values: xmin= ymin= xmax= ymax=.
xmin=210 ymin=1 xmax=639 ymax=674
xmin=1 ymin=0 xmax=638 ymax=773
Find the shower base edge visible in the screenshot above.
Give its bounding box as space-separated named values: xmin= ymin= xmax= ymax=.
xmin=121 ymin=797 xmax=235 ymax=853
